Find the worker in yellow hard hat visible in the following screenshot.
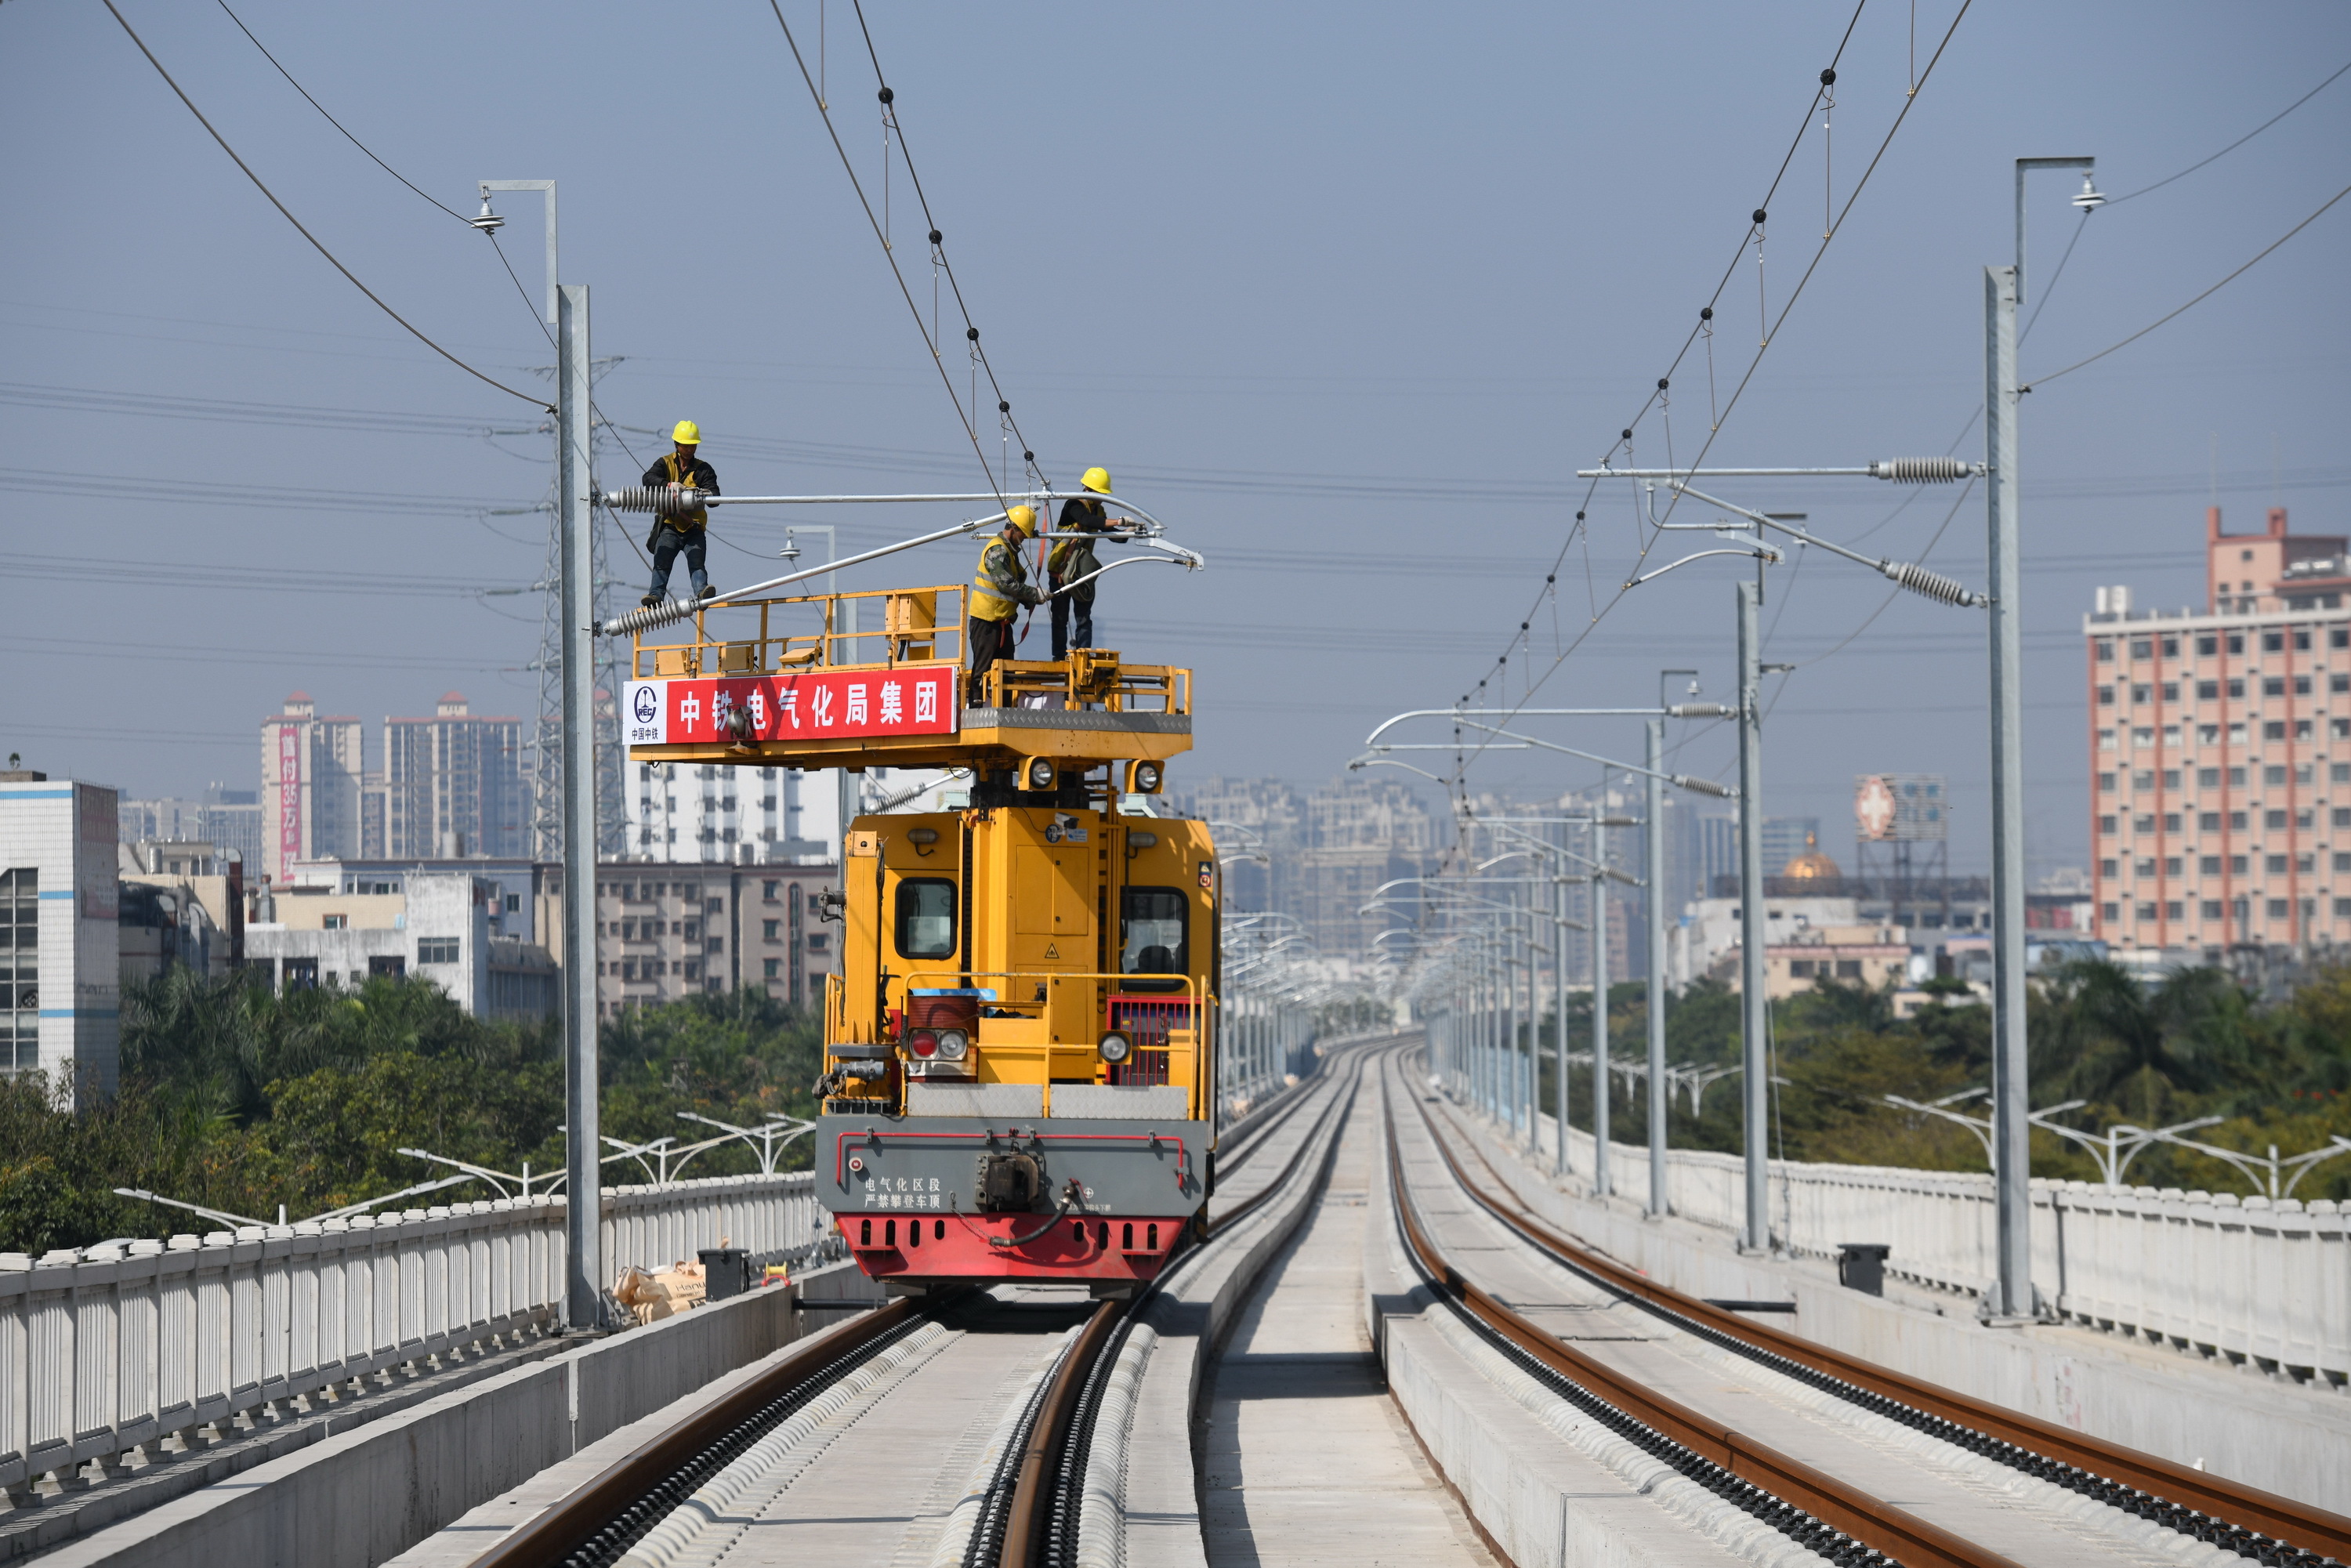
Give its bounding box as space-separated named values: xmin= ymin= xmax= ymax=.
xmin=1049 ymin=466 xmax=1121 ymax=659
xmin=968 ymin=505 xmax=1042 ymax=705
xmin=641 ymin=420 xmax=721 ymax=607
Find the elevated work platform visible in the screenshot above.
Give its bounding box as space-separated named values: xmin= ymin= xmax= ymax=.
xmin=621 ymin=583 xmax=1192 ymax=773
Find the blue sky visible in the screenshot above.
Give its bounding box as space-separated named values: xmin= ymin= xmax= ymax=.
xmin=3 ymin=0 xmax=2346 ymax=877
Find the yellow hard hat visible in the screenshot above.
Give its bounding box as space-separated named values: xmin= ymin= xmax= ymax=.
xmin=672 ymin=420 xmax=703 ymax=446
xmin=1080 ymin=466 xmax=1111 ymax=494
xmin=1005 ymin=505 xmax=1037 ymax=537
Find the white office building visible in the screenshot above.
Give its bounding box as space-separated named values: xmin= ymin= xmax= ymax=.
xmin=0 ymin=771 xmax=121 ymax=1103
xmin=625 ymin=762 xmax=829 ymax=864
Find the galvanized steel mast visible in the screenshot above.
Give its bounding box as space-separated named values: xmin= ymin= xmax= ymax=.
xmin=559 ymin=283 xmax=603 ymax=1329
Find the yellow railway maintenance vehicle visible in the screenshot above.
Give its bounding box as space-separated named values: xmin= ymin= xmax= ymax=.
xmin=607 ymin=485 xmax=1215 ymax=1291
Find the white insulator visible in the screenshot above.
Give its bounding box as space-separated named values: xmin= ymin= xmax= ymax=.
xmin=1882 ymin=560 xmax=1980 ymax=606
xmin=1867 ymin=457 xmax=1969 ymax=482
xmin=603 ymin=486 xmax=715 ymax=516
xmin=598 ymin=598 xmax=697 ymax=637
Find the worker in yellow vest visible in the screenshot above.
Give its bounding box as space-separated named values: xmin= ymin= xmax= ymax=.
xmin=641 ymin=420 xmax=719 ymax=607
xmin=968 ymin=506 xmax=1041 ymax=705
xmin=1049 ymin=465 xmax=1118 ymax=658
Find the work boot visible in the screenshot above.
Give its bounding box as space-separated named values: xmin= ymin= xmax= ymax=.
xmin=640 ymin=593 xmax=663 ymax=608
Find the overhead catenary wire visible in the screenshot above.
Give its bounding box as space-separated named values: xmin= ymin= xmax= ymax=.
xmin=1440 ymin=0 xmax=1973 ymax=813
xmin=2023 ymin=181 xmax=2351 ymax=393
xmin=762 ymin=1 xmax=1016 ymax=516
xmin=848 ymin=0 xmax=1041 ymax=487
xmin=98 ymin=0 xmax=549 ymax=414
xmin=2106 ymin=57 xmax=2351 ymax=205
xmin=211 ymin=0 xmax=471 ymax=225
xmin=1443 ymin=0 xmax=1875 ymax=768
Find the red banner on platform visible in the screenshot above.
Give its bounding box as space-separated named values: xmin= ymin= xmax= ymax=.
xmin=625 ymin=664 xmax=959 ymax=747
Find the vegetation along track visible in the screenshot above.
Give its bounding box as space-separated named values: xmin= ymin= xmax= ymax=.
xmin=1382 ymin=1043 xmax=2351 ymax=1568
xmin=465 ymin=1043 xmax=1363 ymax=1568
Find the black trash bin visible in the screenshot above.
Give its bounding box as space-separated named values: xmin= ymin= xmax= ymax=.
xmin=1836 ymin=1242 xmax=1890 ymax=1295
xmin=698 ymin=1247 xmax=751 ymax=1302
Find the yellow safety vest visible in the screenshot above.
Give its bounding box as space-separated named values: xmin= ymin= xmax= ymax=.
xmin=661 ymin=453 xmax=708 ymax=531
xmin=970 ymin=538 xmax=1024 ymax=622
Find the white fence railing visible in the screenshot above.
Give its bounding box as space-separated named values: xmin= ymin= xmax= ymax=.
xmin=1502 ymin=1110 xmax=2351 ymax=1385
xmin=0 ymin=1173 xmax=829 ymax=1494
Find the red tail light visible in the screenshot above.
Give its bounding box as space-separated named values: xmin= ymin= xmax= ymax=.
xmin=907 ymin=1029 xmax=940 ymax=1058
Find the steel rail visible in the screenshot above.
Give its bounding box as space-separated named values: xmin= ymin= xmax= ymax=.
xmin=1021 ymin=1044 xmax=1369 ymax=1568
xmin=466 ymin=1052 xmax=1357 ymax=1568
xmin=1382 ymin=1065 xmax=2022 ymax=1568
xmin=470 ymin=1296 xmax=923 ymax=1568
xmin=998 ymin=1298 xmax=1126 ymax=1568
xmin=1407 ymin=1079 xmax=2351 ymax=1567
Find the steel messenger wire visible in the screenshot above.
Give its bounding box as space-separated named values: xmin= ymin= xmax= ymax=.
xmin=1390 ymin=1049 xmax=2351 ymax=1568
xmin=98 ymin=2 xmax=549 ymax=415
xmin=762 ymin=1 xmax=1017 ymax=523
xmin=1441 ymin=0 xmax=1978 ymax=808
xmin=844 ymin=0 xmax=1043 ymax=491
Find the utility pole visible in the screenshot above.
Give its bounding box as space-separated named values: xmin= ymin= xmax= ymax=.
xmin=1589 ymin=815 xmax=1610 ymax=1197
xmin=1554 ymin=839 xmax=1572 ymax=1177
xmin=558 ymin=283 xmax=601 ymax=1331
xmin=1646 ymin=713 xmax=1670 ymax=1216
xmin=1986 ymin=154 xmax=2098 ymax=1320
xmin=1737 ymin=578 xmax=1770 ymax=1251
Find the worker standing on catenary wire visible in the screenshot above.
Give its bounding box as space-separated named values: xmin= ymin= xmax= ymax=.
xmin=968 ymin=506 xmax=1041 ymax=706
xmin=640 ymin=420 xmax=720 ymax=607
xmin=1049 ymin=465 xmax=1120 ymax=660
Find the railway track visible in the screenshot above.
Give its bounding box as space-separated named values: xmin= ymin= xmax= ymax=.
xmin=1376 ymin=1045 xmax=2351 ymax=1568
xmin=462 ymin=1041 xmax=1366 ymax=1568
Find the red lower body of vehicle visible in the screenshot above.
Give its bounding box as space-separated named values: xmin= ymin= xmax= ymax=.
xmin=839 ymin=1209 xmax=1183 ymax=1283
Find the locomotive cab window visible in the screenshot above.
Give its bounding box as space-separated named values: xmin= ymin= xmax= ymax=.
xmin=894 ymin=878 xmax=958 ymax=960
xmin=1120 ymin=888 xmax=1189 ymax=993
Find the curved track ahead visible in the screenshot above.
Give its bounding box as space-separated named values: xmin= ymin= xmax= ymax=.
xmin=1375 ymin=1043 xmax=2351 ymax=1568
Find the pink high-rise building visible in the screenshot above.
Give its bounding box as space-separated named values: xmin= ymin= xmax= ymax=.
xmin=2086 ymin=506 xmax=2351 ymax=957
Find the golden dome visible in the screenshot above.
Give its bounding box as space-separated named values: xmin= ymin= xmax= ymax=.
xmin=1780 ymin=830 xmax=1842 ymax=882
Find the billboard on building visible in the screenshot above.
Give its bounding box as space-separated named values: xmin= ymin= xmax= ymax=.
xmin=1855 ymin=773 xmax=1947 ymax=842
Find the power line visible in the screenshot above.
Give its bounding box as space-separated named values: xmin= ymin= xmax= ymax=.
xmin=210 ymin=0 xmax=558 ymax=356
xmin=210 ymin=0 xmax=470 ymax=225
xmin=847 ymin=0 xmax=1041 ymax=488
xmin=1444 ymin=0 xmax=1880 ymax=755
xmin=99 ymin=0 xmax=549 ymax=413
xmin=2026 ymin=181 xmax=2351 ymax=392
xmin=0 ymin=467 xmax=533 ymax=518
xmin=2108 ymin=57 xmax=2351 ymax=205
xmin=762 ymin=1 xmax=1012 ymax=512
xmin=1447 ymin=0 xmax=1974 ymax=791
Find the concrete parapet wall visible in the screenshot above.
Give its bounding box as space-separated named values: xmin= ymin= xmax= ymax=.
xmin=42 ymin=1267 xmax=857 ymax=1568
xmin=0 ymin=1173 xmax=828 ymax=1500
xmin=1525 ymin=1107 xmax=2351 ymax=1383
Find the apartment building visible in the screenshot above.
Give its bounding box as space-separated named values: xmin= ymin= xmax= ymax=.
xmin=624 ymin=761 xmax=823 ymax=865
xmin=382 ymin=693 xmax=527 ymax=860
xmin=2088 ymin=505 xmax=2351 ymax=957
xmin=530 ymin=862 xmax=842 ymax=1015
xmin=260 ymin=693 xmax=364 ymax=885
